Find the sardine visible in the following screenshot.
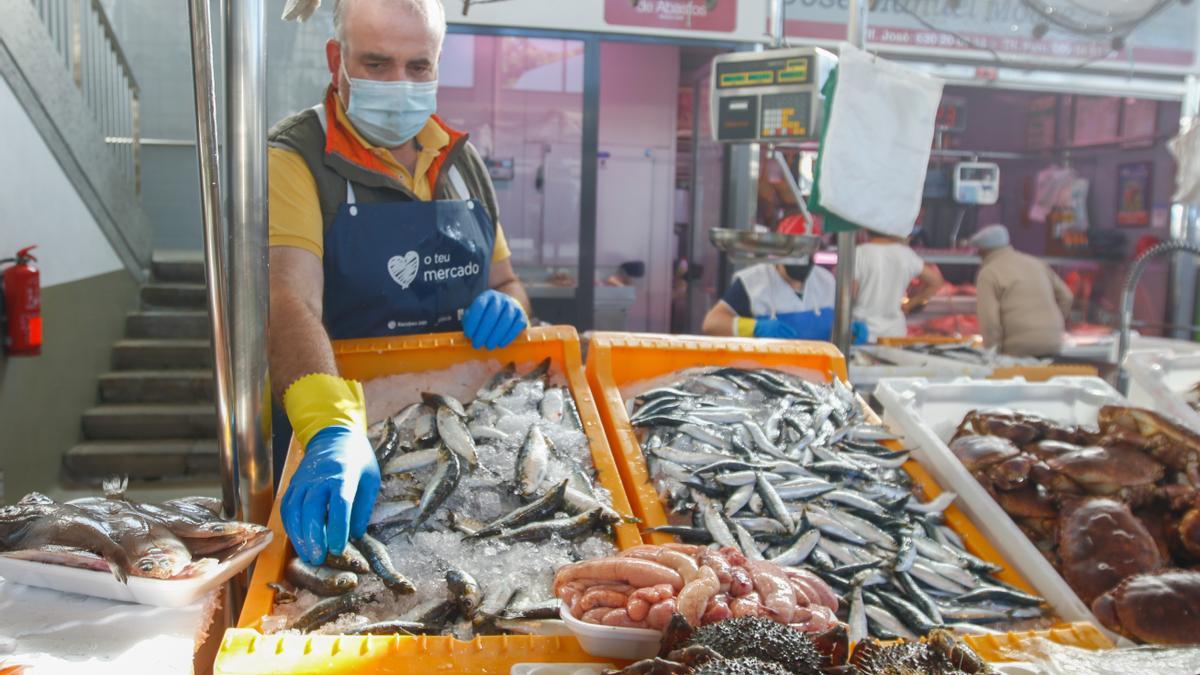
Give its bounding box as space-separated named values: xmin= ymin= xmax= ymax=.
xmin=383 ymin=447 xmax=440 ymax=475
xmin=324 ymin=541 xmax=370 ymax=575
xmin=563 ymin=486 xmax=632 ymax=524
xmin=650 ymin=445 xmax=729 ymax=466
xmin=848 ymin=584 xmax=868 ymax=646
xmin=467 ymin=480 xmax=569 ymax=540
xmin=285 ymin=557 xmax=358 ymax=596
xmin=756 ymin=471 xmax=795 ymax=533
xmin=354 ymin=533 xmax=415 ymax=594
xmin=907 ymin=491 xmax=957 ymax=515
xmin=292 ymin=589 xmax=378 ymax=632
xmin=540 ymin=387 xmax=565 ymax=423
xmin=373 ymin=416 xmax=401 ymax=466
xmin=730 ymin=518 xmax=764 ymax=561
xmin=954 ymin=585 xmax=1043 ymax=607
xmin=468 ymin=422 xmax=509 ymax=443
xmin=437 ymin=405 xmax=479 ymax=468
xmin=344 ymin=620 xmax=439 ymax=635
xmin=723 ymin=484 xmax=755 ymax=516
xmin=699 ymin=496 xmax=738 ymax=549
xmin=267 ymin=581 xmax=296 ymax=605
xmin=446 ymin=567 xmax=482 ymax=619
xmin=769 ymin=528 xmax=820 ymax=566
xmin=516 ymin=426 xmax=551 ymax=496
xmin=406 ymin=448 xmax=462 ymax=533
xmin=422 ymin=392 xmax=466 ymax=418
xmin=497 ymin=507 xmax=617 ymax=543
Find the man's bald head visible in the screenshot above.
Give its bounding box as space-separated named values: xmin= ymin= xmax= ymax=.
xmin=333 ymin=0 xmax=446 ymax=52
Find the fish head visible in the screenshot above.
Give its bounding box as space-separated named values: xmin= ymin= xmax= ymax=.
xmin=134 ymin=547 xmax=190 ymax=579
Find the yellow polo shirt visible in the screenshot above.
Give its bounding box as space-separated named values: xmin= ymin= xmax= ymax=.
xmin=269 ymin=98 xmax=510 ymax=262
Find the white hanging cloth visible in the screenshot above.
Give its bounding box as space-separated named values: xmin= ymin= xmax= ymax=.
xmin=1169 ymin=119 xmax=1200 ymax=204
xmin=817 ymin=43 xmax=944 ymax=238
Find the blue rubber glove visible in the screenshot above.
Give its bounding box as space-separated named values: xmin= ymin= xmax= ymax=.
xmin=281 ymin=427 xmax=381 ymax=566
xmin=463 ymin=289 xmax=527 ymax=350
xmin=851 ymin=321 xmax=869 ymax=345
xmin=751 ymin=318 xmax=799 ymax=339
xmin=772 ymin=310 xmax=836 ymax=341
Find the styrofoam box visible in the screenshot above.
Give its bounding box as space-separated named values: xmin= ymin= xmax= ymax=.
xmin=873 ymin=376 xmax=1126 ymax=635
xmin=1126 ymin=351 xmax=1200 ymax=435
xmin=0 ymin=532 xmax=271 ymax=607
xmin=856 ymin=346 xmax=992 ymax=377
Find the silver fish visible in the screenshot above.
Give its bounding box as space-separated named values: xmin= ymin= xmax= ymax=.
xmin=714 ymin=470 xmax=783 ymax=487
xmin=516 ymin=426 xmax=551 ymax=496
xmin=469 ymin=422 xmax=509 ymax=443
xmin=864 ymin=603 xmax=917 ymax=640
xmin=355 ymin=533 xmax=415 ymax=594
xmin=437 ymin=405 xmax=479 ymax=468
xmin=724 ymin=483 xmax=755 ymax=516
xmin=769 ymin=528 xmax=821 ymax=566
xmin=540 ymin=387 xmax=565 ymax=423
xmin=470 ymin=480 xmax=569 ymax=540
xmin=324 ymin=541 xmax=370 ymax=575
xmin=291 ymin=589 xmax=378 ymax=632
xmin=906 ymin=491 xmax=957 ymax=515
xmin=730 ymin=518 xmax=764 ymax=561
xmin=848 ymin=584 xmax=867 ymax=646
xmin=698 ymin=495 xmax=738 ymax=549
xmin=756 ymin=471 xmax=795 ymax=533
xmin=382 ymin=448 xmax=440 ymax=475
xmin=285 ymin=557 xmax=358 ymax=596
xmin=497 ymin=507 xmax=617 ymax=543
xmin=650 ymin=445 xmax=730 ymax=466
xmin=407 ymin=448 xmax=462 ymax=533
xmin=562 ymin=486 xmax=628 ymax=524
xmin=678 ymin=423 xmax=728 ymax=449
xmin=446 ymin=567 xmax=482 ymax=619
xmin=422 ymin=392 xmax=466 ymax=417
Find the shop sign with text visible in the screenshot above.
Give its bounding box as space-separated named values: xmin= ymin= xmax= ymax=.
xmin=606 ymin=0 xmax=737 ymax=33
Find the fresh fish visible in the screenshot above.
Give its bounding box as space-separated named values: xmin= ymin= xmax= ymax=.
xmin=422 ymin=392 xmax=466 ymax=418
xmin=324 ymin=541 xmax=370 ymax=575
xmin=406 ymin=449 xmax=462 ymax=534
xmin=733 ymin=517 xmax=789 ymax=536
xmin=804 ymin=506 xmax=868 ymax=545
xmin=910 ymin=561 xmax=971 ymax=595
xmin=714 ymin=470 xmax=782 ymax=487
xmin=447 ymin=512 xmax=487 ymax=537
xmin=476 ymin=362 xmax=517 ymax=398
xmin=285 ymin=557 xmax=358 ymax=596
xmin=769 ymin=528 xmax=820 ymax=566
xmin=354 ymin=533 xmax=415 ymax=594
xmin=373 ymin=416 xmax=401 ymax=466
xmin=743 ymin=421 xmax=790 ymax=459
xmin=368 ymin=499 xmax=418 ymax=526
xmin=823 ymin=489 xmax=888 ymax=517
xmin=773 ymin=477 xmax=837 ymax=500
xmin=499 ymin=597 xmax=561 ymax=620
xmin=468 ymin=422 xmax=509 ymax=443
xmin=698 ymin=496 xmax=737 ymax=549
xmin=730 ymin=517 xmax=764 ymax=561
xmin=497 ymin=507 xmax=618 ymax=544
xmin=678 ymin=423 xmax=728 ymax=449
xmin=383 ymin=447 xmax=440 ymax=475
xmin=723 ymin=483 xmax=755 ymax=516
xmin=864 ymin=603 xmax=918 ymax=641
xmin=869 ymin=589 xmax=940 ymax=634
xmin=292 ymin=589 xmax=378 ymax=632
xmin=446 ymin=567 xmax=482 ymax=619
xmin=437 ymin=404 xmax=478 ymax=468
xmin=907 ymin=491 xmax=957 ymax=515
xmin=516 ymin=426 xmax=551 ymax=496
xmin=467 ymin=480 xmax=569 ymax=540
xmin=408 ymin=598 xmax=460 ymax=626
xmin=563 ymin=486 xmax=631 ymax=524
xmin=523 ymin=357 xmax=552 ymax=382
xmin=895 ymin=570 xmax=943 ymax=624
xmin=848 ymin=584 xmax=868 ymax=646
xmin=474 ymin=583 xmax=519 ymax=625
xmin=756 ymin=471 xmax=795 ymax=533
xmin=345 ymin=620 xmax=439 ymax=635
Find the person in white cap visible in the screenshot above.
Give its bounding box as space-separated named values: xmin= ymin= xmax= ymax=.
xmin=969 ymin=224 xmax=1074 ymax=357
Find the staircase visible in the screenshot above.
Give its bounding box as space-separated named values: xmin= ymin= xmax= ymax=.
xmin=64 ymin=252 xmax=219 ymax=484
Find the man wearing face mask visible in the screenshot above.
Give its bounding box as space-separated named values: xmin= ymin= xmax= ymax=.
xmin=267 ymin=0 xmax=529 ymax=566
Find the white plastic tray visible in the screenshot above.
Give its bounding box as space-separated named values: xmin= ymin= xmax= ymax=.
xmin=873 ymin=376 xmax=1126 ymax=635
xmin=558 ymin=601 xmax=662 ymax=660
xmin=0 ymin=532 xmax=271 ymax=607
xmin=1125 ymin=351 xmax=1200 ymax=434
xmin=852 ymin=345 xmax=993 ymax=385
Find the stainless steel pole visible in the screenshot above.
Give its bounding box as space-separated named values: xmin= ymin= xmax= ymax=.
xmin=225 ymin=0 xmax=273 ymax=528
xmin=831 ymin=0 xmax=868 ymax=353
xmin=769 ymin=0 xmax=785 ymax=48
xmin=187 ymin=0 xmax=238 ymax=523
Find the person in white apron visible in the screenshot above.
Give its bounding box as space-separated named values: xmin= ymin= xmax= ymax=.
xmin=268 ymin=0 xmax=530 ymax=566
xmin=702 ymin=262 xmax=865 ymax=342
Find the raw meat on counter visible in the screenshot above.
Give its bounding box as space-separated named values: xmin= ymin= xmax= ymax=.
xmin=624 ymin=367 xmax=1047 ymax=643
xmin=0 ymin=478 xmax=269 ymax=581
xmin=554 ymin=544 xmax=838 ymax=632
xmin=951 ymin=406 xmax=1200 ymax=644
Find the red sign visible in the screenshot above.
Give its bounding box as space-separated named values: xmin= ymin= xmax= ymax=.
xmin=605 ymin=0 xmax=736 ymax=33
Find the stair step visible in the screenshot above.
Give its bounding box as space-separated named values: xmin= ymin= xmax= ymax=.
xmin=151 ymin=250 xmax=206 ymax=284
xmin=142 ymin=283 xmax=207 ymax=310
xmin=82 ymin=404 xmax=216 ymax=440
xmin=112 ymin=339 xmax=211 ymax=370
xmin=126 ymin=310 xmax=210 ymax=340
xmin=99 ymin=370 xmax=214 ymax=403
xmin=63 ymin=440 xmax=219 ymax=481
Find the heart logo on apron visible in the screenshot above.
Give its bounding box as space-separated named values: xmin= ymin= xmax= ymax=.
xmin=387 ymin=251 xmax=420 ymax=289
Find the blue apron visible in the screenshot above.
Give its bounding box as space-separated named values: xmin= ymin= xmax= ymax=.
xmin=271 ymin=175 xmax=495 ymax=484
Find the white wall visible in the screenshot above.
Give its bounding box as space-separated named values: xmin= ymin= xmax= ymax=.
xmin=0 ymin=78 xmax=123 ymax=287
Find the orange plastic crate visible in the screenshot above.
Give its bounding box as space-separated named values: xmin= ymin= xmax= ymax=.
xmin=217 ymin=326 xmax=638 ymax=674
xmin=583 ymin=332 xmax=1112 ymax=633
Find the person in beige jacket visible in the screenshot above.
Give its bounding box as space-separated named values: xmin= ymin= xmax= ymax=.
xmin=968 ymin=224 xmax=1073 ymax=357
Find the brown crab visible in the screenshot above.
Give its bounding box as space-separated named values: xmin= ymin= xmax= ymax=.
xmin=1056 ymin=498 xmax=1163 ymax=605
xmin=1091 ymin=569 xmax=1200 ymax=644
xmin=1097 ymin=405 xmax=1200 ymax=485
xmin=1030 ymin=445 xmax=1166 ymax=500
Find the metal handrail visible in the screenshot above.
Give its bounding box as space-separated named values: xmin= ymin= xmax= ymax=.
xmin=29 ymin=0 xmax=141 ymax=194
xmin=1116 ymin=239 xmax=1200 ymax=393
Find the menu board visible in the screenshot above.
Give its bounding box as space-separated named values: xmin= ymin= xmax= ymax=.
xmin=1026 ymin=95 xmax=1058 ymax=151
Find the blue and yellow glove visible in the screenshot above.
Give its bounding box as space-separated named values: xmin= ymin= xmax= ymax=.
xmin=463 ymin=290 xmax=527 ymax=350
xmin=851 ymin=320 xmax=869 ymax=345
xmin=281 ymin=374 xmax=380 ymax=566
xmin=736 ymin=316 xmax=798 ymax=339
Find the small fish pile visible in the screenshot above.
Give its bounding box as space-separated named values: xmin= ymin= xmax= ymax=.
xmin=555 ymin=543 xmax=839 ymax=632
xmin=268 ymin=359 xmax=624 ymax=637
xmin=626 ymin=367 xmax=1047 ymax=642
xmin=850 ymin=344 xmax=1044 ymax=369
xmin=0 ymin=478 xmax=268 ymax=582
xmin=606 ymin=617 xmax=993 ymax=675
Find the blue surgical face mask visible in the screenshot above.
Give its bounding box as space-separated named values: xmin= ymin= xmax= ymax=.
xmin=342 ymin=65 xmax=438 ymax=147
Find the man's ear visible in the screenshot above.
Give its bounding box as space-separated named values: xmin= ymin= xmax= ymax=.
xmin=326 ymin=39 xmax=341 ymax=86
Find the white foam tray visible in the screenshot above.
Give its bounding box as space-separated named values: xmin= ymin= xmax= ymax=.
xmin=1125 ymin=351 xmax=1200 ymax=435
xmin=852 ymin=346 xmax=993 ymax=387
xmin=0 ymin=532 xmax=271 ymax=607
xmin=873 ymin=376 xmax=1126 ymax=635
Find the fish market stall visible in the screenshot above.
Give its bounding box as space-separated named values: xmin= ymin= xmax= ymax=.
xmin=584 ymin=333 xmax=1110 ymax=652
xmin=215 ymin=327 xmax=642 ymax=673
xmin=876 ymin=376 xmax=1200 ymax=644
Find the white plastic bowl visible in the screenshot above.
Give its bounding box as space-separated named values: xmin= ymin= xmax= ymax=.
xmin=558 ymin=601 xmax=663 ymax=660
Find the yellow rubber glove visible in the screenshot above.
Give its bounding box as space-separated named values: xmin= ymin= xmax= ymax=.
xmin=735 ymin=317 xmax=757 ymax=338
xmin=282 ymin=373 xmax=367 ymax=448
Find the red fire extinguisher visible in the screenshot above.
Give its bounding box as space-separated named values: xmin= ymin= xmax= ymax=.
xmin=1 ymin=246 xmax=41 ymax=357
